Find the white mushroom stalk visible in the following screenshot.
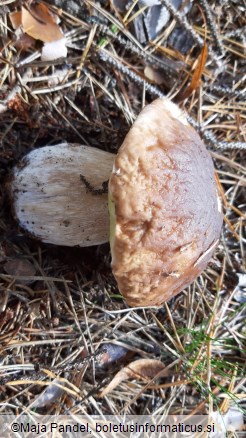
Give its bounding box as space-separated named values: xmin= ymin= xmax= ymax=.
xmin=10 ymin=98 xmax=223 ymax=307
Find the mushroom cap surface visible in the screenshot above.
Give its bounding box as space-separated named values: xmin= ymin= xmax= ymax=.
xmin=109 ymin=98 xmax=223 ymax=306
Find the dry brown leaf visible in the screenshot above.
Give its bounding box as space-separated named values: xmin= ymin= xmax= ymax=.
xmin=9 ymin=11 xmax=22 ymax=29
xmin=21 ymin=4 xmax=63 ymax=42
xmin=177 ymin=5 xmax=208 ymax=101
xmin=9 ymin=12 xmax=35 ymax=51
xmin=180 ymin=43 xmax=208 ymax=100
xmin=100 ymin=358 xmax=168 ymax=397
xmin=190 ymin=43 xmax=208 ymax=90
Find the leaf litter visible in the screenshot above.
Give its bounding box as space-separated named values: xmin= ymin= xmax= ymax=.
xmin=0 ymin=0 xmax=245 ymax=424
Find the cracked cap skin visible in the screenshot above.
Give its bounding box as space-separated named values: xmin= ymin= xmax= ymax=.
xmin=109 ymin=98 xmax=223 ymax=307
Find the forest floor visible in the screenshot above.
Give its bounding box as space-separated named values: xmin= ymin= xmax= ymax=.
xmin=0 ymin=0 xmax=245 ymax=431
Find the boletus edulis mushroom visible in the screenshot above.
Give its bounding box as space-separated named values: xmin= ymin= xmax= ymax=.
xmin=10 ymin=98 xmax=223 ymax=306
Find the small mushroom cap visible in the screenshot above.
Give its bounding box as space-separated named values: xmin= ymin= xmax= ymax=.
xmin=109 ymin=98 xmax=223 ymax=307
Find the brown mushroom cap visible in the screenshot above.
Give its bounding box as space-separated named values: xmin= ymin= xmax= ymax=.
xmin=109 ymin=98 xmax=223 ymax=306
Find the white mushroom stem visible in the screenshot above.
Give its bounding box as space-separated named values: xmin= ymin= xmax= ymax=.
xmin=11 ymin=143 xmax=114 ymax=246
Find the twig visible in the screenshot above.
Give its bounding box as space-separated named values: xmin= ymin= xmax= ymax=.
xmin=207 ymin=84 xmax=246 ymax=99
xmin=199 ymin=0 xmax=225 ymax=56
xmin=98 ymin=25 xmax=184 ymax=75
xmin=98 ymin=49 xmax=164 ymax=98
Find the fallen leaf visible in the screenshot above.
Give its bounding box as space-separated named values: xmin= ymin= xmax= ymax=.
xmin=9 ymin=11 xmax=22 ymax=29
xmin=21 ymin=4 xmax=63 ymax=42
xmin=100 ymin=358 xmax=168 ymax=397
xmin=178 ymin=43 xmax=208 ymax=101
xmin=177 ymin=5 xmax=208 ymax=101
xmin=191 ymin=43 xmax=208 ymax=88
xmin=10 ymin=12 xmax=35 ymax=52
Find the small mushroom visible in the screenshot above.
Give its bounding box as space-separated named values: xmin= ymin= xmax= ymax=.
xmin=10 ymin=98 xmax=223 ymax=306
